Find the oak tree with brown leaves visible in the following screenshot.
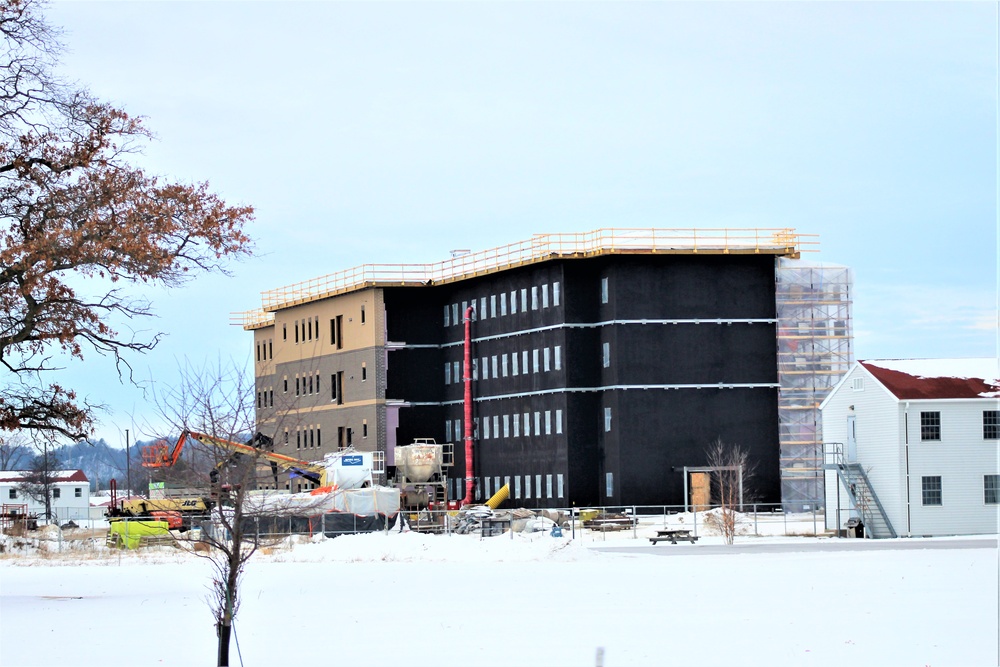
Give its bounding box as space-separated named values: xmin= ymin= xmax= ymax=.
xmin=0 ymin=0 xmax=254 ymax=441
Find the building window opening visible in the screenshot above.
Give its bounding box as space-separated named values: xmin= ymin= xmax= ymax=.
xmin=986 ymin=475 xmax=1000 ymax=504
xmin=984 ymin=411 xmax=1000 ymax=440
xmin=921 ymin=476 xmax=942 ymax=506
xmin=920 ymin=412 xmax=941 ymax=441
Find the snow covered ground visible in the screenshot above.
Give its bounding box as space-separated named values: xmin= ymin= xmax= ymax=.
xmin=1 ymin=526 xmax=998 ymax=667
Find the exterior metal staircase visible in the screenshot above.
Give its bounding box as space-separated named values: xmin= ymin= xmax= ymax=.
xmin=824 ymin=444 xmax=897 ymax=539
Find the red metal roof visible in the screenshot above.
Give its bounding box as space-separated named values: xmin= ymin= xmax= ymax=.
xmin=0 ymin=469 xmax=89 ymax=484
xmin=861 ymin=360 xmax=1000 ymax=400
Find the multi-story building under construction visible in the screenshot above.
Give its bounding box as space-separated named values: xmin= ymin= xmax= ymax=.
xmin=236 ymin=228 xmax=852 ymax=509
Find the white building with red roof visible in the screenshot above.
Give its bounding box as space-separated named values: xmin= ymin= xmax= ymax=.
xmin=0 ymin=469 xmax=91 ymax=521
xmin=821 ymin=358 xmax=1000 ymax=537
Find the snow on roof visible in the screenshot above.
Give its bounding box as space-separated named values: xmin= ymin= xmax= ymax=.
xmin=860 ymin=358 xmax=1000 ymax=400
xmin=0 ymin=469 xmax=89 ymax=484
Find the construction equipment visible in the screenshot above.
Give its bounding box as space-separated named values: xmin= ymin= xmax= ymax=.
xmin=393 ymin=438 xmax=454 ymax=510
xmin=107 ymin=430 xmax=386 ymax=528
xmin=142 ymin=430 xmax=329 ymax=488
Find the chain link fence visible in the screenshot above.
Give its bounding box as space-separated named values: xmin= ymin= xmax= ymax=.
xmin=1 ymin=501 xmax=830 ymax=557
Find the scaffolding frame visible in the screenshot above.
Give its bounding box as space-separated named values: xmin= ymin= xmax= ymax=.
xmin=776 ymin=259 xmax=853 ymax=509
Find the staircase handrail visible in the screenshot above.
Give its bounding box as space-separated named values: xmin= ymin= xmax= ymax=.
xmin=848 ymin=463 xmax=897 ymax=539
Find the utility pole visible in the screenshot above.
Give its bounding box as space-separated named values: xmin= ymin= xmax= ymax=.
xmin=125 ymin=429 xmax=130 ymax=499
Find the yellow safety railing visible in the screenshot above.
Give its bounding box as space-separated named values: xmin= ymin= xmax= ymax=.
xmin=241 ymin=227 xmax=813 ymax=317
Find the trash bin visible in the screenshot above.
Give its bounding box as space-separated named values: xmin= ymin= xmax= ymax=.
xmin=845 ymin=517 xmax=865 ymax=538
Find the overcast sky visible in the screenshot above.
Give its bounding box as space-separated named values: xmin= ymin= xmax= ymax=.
xmin=41 ymin=1 xmax=998 ymax=443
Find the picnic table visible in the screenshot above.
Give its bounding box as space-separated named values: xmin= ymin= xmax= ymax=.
xmin=648 ymin=528 xmax=699 ymax=545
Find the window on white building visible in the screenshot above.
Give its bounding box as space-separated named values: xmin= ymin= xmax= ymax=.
xmin=984 ymin=411 xmax=1000 ymax=440
xmin=920 ymin=412 xmax=941 ymax=441
xmin=986 ymin=475 xmax=1000 ymax=505
xmin=922 ymin=476 xmax=942 ymax=506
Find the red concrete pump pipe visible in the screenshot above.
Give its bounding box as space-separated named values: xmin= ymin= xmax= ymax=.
xmin=462 ymin=304 xmax=475 ymax=505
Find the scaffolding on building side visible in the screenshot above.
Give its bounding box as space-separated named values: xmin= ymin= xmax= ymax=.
xmin=776 ymin=258 xmax=853 ymax=509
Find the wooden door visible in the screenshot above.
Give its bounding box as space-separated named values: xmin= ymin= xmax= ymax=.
xmin=690 ymin=471 xmax=711 ymax=511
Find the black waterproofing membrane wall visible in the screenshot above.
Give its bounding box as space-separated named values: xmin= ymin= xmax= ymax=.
xmin=382 ymin=254 xmax=780 ymax=508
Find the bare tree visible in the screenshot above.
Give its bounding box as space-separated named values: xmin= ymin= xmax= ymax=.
xmin=704 ymin=439 xmax=757 ymax=546
xmin=17 ymin=440 xmax=59 ymax=520
xmin=0 ymin=431 xmax=29 ymax=469
xmin=153 ymin=359 xmax=324 ymax=667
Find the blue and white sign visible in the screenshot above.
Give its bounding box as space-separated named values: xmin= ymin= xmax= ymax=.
xmin=342 ymin=455 xmax=364 ymax=467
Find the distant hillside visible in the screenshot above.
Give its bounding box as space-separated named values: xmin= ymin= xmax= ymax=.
xmin=2 ymin=433 xmax=255 ymax=491
xmin=1 ymin=438 xmax=158 ymax=491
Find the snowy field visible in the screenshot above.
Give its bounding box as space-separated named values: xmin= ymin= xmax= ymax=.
xmin=1 ymin=528 xmax=998 ymax=667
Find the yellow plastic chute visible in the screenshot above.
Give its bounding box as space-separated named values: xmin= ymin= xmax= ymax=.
xmin=485 ymin=483 xmax=510 ymax=509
